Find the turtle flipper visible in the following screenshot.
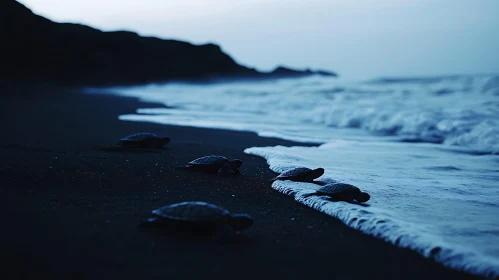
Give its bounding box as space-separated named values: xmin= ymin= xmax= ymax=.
xmin=218 ymin=163 xmax=239 ymax=176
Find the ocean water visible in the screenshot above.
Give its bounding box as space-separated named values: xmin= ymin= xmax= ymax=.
xmin=87 ymin=74 xmax=499 ymax=278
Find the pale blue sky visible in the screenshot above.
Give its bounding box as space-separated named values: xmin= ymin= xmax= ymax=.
xmin=19 ymin=0 xmax=499 ymax=80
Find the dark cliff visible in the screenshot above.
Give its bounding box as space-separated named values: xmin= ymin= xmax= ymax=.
xmin=1 ymin=1 xmax=336 ymax=87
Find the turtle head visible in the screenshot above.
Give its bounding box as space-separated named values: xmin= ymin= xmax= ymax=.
xmin=229 ymin=214 xmax=253 ymax=231
xmin=355 ymin=192 xmax=370 ymax=203
xmin=228 ymin=159 xmax=243 ymax=169
xmin=161 ymin=137 xmax=171 ymax=145
xmin=306 ymin=168 xmax=325 ymax=181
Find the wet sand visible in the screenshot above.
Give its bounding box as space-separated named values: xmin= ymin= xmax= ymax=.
xmin=0 ymin=86 xmax=482 ymax=279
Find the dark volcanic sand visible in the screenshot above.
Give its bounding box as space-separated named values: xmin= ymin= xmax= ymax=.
xmin=0 ymin=86 xmax=481 ymax=280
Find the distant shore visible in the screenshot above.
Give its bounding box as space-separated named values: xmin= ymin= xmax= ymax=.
xmin=0 ymin=85 xmax=481 ymax=280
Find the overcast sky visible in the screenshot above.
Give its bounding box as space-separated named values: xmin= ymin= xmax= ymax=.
xmin=18 ymin=0 xmax=499 ymax=80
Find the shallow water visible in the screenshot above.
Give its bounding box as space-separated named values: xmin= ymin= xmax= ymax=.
xmin=87 ymin=74 xmax=499 ymax=278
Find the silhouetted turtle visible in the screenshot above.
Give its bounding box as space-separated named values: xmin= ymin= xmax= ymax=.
xmin=271 ymin=167 xmax=324 ymax=182
xmin=139 ymin=201 xmax=253 ymax=235
xmin=119 ymin=132 xmax=170 ymax=149
xmin=304 ymin=183 xmax=370 ymax=203
xmin=179 ymin=155 xmax=242 ymax=175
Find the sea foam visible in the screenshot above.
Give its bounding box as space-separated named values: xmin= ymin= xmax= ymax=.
xmin=245 ymin=140 xmax=499 ymax=278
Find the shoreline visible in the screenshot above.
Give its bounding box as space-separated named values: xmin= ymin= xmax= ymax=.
xmin=0 ymin=86 xmax=483 ymax=279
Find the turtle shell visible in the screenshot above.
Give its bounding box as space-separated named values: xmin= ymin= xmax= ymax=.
xmin=121 ymin=132 xmax=159 ymax=142
xmin=152 ymin=201 xmax=230 ymax=223
xmin=317 ymin=183 xmax=361 ymax=201
xmin=188 ymin=155 xmax=228 ymax=166
xmin=273 ymin=167 xmax=313 ymax=181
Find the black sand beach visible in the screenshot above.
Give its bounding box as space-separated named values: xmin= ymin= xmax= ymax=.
xmin=0 ymin=86 xmax=481 ymax=279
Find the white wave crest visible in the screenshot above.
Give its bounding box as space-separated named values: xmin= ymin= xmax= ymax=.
xmin=90 ymin=74 xmax=499 ymax=154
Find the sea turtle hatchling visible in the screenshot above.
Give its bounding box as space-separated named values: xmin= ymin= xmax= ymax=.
xmin=271 ymin=167 xmax=324 ymax=183
xmin=139 ymin=201 xmax=254 ymax=235
xmin=303 ymin=183 xmax=370 ymax=203
xmin=119 ymin=132 xmax=170 ymax=149
xmin=179 ymin=155 xmax=242 ymax=175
